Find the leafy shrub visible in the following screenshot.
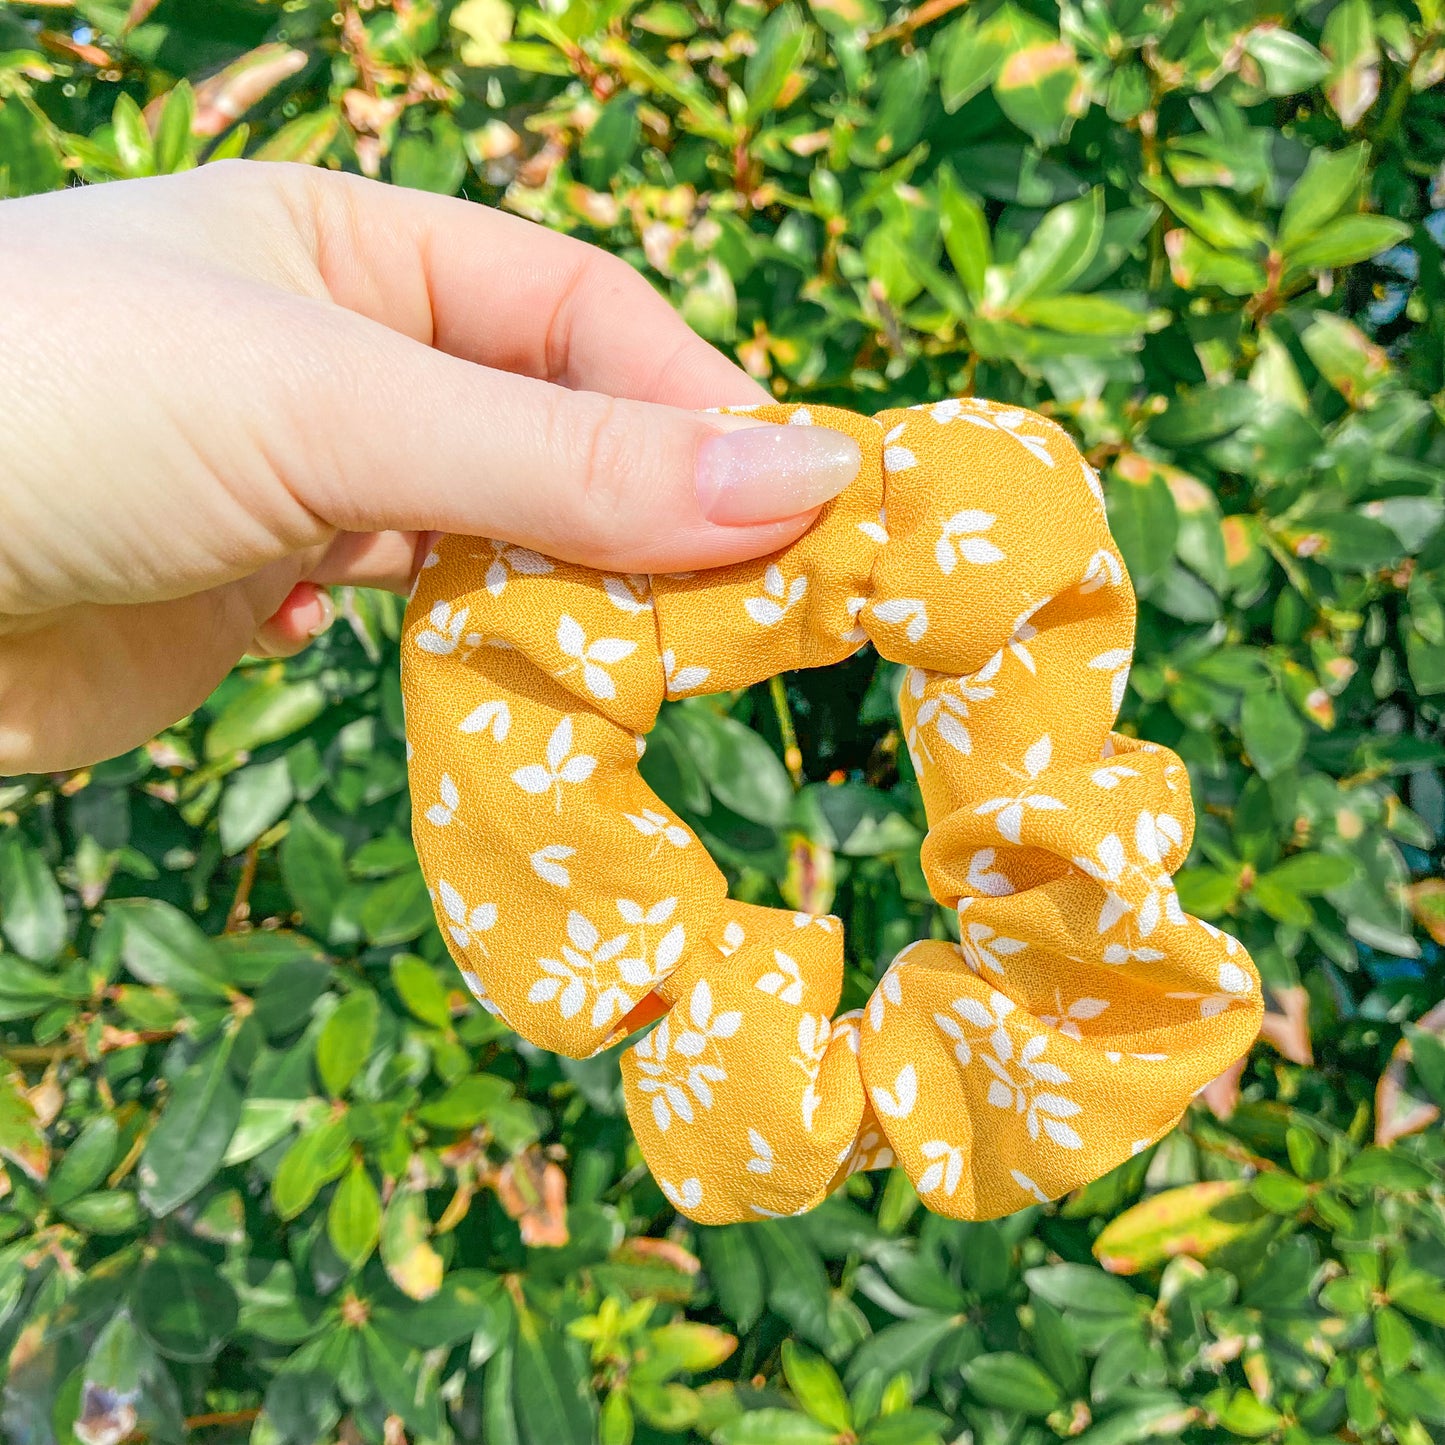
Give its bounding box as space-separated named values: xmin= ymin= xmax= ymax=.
xmin=3 ymin=0 xmax=1445 ymax=1442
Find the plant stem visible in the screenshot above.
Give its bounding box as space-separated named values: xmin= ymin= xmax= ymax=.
xmin=769 ymin=675 xmax=804 ymax=786
xmin=869 ymin=0 xmax=970 ymax=48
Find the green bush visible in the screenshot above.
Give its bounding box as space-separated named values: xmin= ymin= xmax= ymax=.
xmin=3 ymin=0 xmax=1445 ymax=1441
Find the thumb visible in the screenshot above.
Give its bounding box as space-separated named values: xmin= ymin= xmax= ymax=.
xmin=273 ymin=308 xmax=863 ymax=575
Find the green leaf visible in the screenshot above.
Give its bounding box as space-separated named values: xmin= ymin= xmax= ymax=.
xmin=782 ymin=1341 xmax=851 ymax=1431
xmin=716 ymin=1410 xmax=839 ymax=1444
xmin=853 ymin=52 xmax=929 ymax=164
xmin=392 ymin=113 xmax=468 ymax=194
xmin=744 ymin=4 xmax=808 ymax=122
xmin=937 ymin=166 xmax=990 ymax=303
xmin=938 ymin=11 xmax=1005 ymax=112
xmin=1024 ymin=1263 xmax=1144 ymax=1316
xmin=223 ymin=1097 xmax=306 ymax=1165
xmin=1212 ymin=1389 xmax=1283 ymax=1437
xmin=1072 ymin=1398 xmax=1194 ymax=1445
xmin=316 ymin=989 xmax=380 ymax=1098
xmin=1301 ymin=312 xmax=1392 ymax=405
xmin=253 ymin=108 xmax=340 ymax=163
xmin=1007 ymin=189 xmax=1103 ymax=303
xmin=698 ymin=1225 xmax=766 ymax=1330
xmin=986 ymin=3 xmax=1080 ymax=144
xmin=59 ymin=1189 xmax=143 ymax=1234
xmin=1107 ymin=459 xmax=1178 ymax=592
xmin=963 ymin=1352 xmax=1064 ymax=1414
xmin=1147 ymin=382 xmax=1260 ymax=447
xmin=205 ymin=676 xmax=325 ymax=760
xmin=1249 ymin=1171 xmax=1311 ymax=1214
xmin=361 ymin=1324 xmax=427 ymax=1424
xmin=133 ymin=1245 xmax=240 ymax=1362
xmin=754 ymin=1223 xmax=833 ymax=1349
xmin=1287 ymin=510 xmax=1403 ymax=570
xmin=327 ymin=1159 xmax=382 ymax=1269
xmin=416 ymin=1073 xmax=514 ymax=1128
xmin=483 ymin=1337 xmax=524 ymax=1445
xmin=111 ymin=898 xmax=230 ymax=998
xmin=252 ymin=953 xmax=331 ymax=1038
xmin=861 ymin=1408 xmax=950 ymax=1445
xmin=138 ymin=1037 xmax=243 ymax=1216
xmin=1240 ymin=690 xmax=1306 ymax=781
xmin=1250 ymin=873 xmax=1314 ymax=927
xmin=1391 ymin=1270 xmax=1445 ymax=1327
xmin=682 ymin=711 xmax=794 ymax=827
xmin=1243 ymin=27 xmax=1330 ymax=95
xmin=374 ymin=1269 xmax=510 ymax=1349
xmin=1322 ymin=0 xmax=1379 ymax=128
xmin=381 ymin=1188 xmax=444 ymax=1300
xmin=1175 ymin=866 xmax=1241 ymax=918
xmin=0 ymin=834 xmax=67 ymax=962
xmin=1093 ymin=1181 xmax=1270 ymax=1274
xmin=1013 ymin=294 xmax=1152 ymax=337
xmin=1381 ymin=1372 xmax=1445 ymax=1427
xmin=111 ymin=93 xmax=154 ymax=176
xmin=0 ymin=952 xmax=64 ymax=1021
xmin=48 ymin=1115 xmax=118 ymax=1207
xmin=0 ymin=1064 xmax=49 ymax=1182
xmin=1337 ymin=1148 xmax=1438 ymax=1192
xmin=362 ymin=866 xmax=435 ymax=946
xmin=0 ymin=99 xmax=65 ymax=197
xmin=1278 ymin=144 xmax=1366 ymax=252
xmin=152 ymin=80 xmax=196 ymax=173
xmin=1260 ymin=852 xmax=1357 ymax=894
xmin=391 ymin=952 xmax=454 ymax=1029
xmin=514 ymin=1305 xmax=597 ymax=1444
xmin=271 ymin=1118 xmax=352 ymax=1220
xmin=219 ymin=756 xmax=294 ymax=854
xmin=1285 ymin=214 xmax=1411 ymax=273
xmin=1165 ymin=229 xmax=1267 ymax=295
xmin=580 ymin=94 xmax=639 ymax=189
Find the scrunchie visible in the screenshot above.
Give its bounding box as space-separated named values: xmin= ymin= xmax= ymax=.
xmin=400 ymin=397 xmax=1262 ymax=1224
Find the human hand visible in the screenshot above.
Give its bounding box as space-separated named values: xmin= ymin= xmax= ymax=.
xmin=0 ymin=162 xmax=861 ymax=773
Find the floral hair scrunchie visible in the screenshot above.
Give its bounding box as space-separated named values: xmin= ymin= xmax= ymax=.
xmin=400 ymin=397 xmax=1262 ymax=1224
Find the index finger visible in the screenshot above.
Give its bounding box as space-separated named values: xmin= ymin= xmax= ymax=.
xmin=277 ymin=163 xmax=772 ymax=410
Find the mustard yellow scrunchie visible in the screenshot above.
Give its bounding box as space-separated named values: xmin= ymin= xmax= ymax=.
xmin=400 ymin=397 xmax=1262 ymax=1224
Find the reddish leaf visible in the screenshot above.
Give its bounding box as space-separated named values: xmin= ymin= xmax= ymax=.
xmin=1200 ymin=1055 xmax=1248 ymax=1119
xmin=1258 ymin=985 xmax=1314 ymax=1066
xmin=192 ymin=44 xmax=308 ymax=137
xmin=1094 ymin=1181 xmax=1268 ymax=1275
xmin=1376 ymin=999 xmax=1445 ymax=1146
xmin=495 ymin=1147 xmax=569 ymax=1247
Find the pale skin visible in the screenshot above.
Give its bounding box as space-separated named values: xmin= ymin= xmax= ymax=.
xmin=0 ymin=161 xmax=861 ymax=774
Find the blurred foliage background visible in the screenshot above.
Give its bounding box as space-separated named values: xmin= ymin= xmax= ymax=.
xmin=3 ymin=0 xmax=1445 ymax=1442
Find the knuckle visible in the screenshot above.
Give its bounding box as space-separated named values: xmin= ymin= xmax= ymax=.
xmin=557 ymin=393 xmax=705 ymax=571
xmin=543 ymin=248 xmax=652 ymax=385
xmin=568 ymin=391 xmax=634 ymax=553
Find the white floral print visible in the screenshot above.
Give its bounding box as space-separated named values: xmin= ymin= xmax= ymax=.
xmin=936 ymin=510 xmax=1005 ymax=574
xmin=479 ymin=538 xmax=553 ymax=597
xmin=511 ymin=717 xmax=597 ymax=812
xmin=416 ymin=600 xmax=480 ymax=656
xmin=555 ymin=615 xmax=637 ymax=700
xmin=745 ymin=564 xmax=808 ymax=626
xmin=436 ymin=879 xmax=497 ymax=954
xmin=976 ymin=736 xmax=1068 ymax=844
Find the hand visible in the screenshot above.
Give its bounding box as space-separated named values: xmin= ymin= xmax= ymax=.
xmin=0 ymin=162 xmax=861 ymax=773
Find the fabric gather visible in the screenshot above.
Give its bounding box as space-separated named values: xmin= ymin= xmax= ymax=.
xmin=401 ymin=397 xmax=1263 ymax=1224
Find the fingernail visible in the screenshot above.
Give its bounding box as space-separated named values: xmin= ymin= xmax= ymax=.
xmin=696 ymin=422 xmax=862 ymax=525
xmin=306 ymin=588 xmax=335 ymax=638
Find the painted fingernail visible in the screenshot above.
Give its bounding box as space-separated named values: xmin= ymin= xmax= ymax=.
xmin=696 ymin=423 xmax=862 ymax=525
xmin=305 ymin=587 xmax=335 ymax=638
